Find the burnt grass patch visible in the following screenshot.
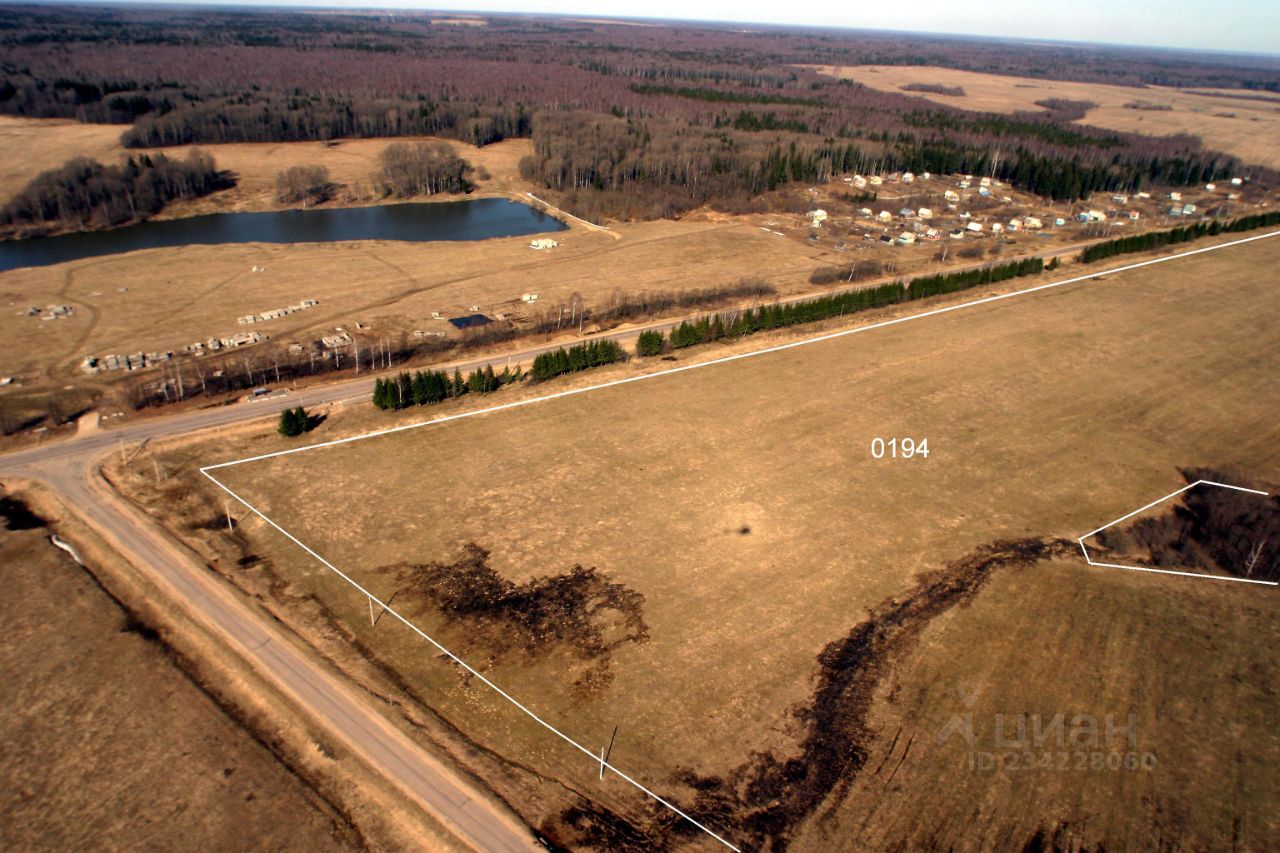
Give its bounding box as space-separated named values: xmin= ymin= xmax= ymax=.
xmin=1097 ymin=469 xmax=1279 ymax=582
xmin=377 ymin=544 xmax=648 ymax=690
xmin=0 ymin=495 xmax=46 ymax=530
xmin=534 ymin=536 xmax=1079 ymax=851
xmin=655 ymin=537 xmax=1078 ymax=852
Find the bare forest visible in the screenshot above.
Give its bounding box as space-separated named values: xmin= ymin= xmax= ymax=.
xmin=1 ymin=6 xmax=1276 ymax=221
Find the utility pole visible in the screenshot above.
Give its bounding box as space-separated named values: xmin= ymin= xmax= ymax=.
xmin=225 ymin=500 xmax=234 ymax=533
xmin=152 ymin=454 xmax=162 ymax=483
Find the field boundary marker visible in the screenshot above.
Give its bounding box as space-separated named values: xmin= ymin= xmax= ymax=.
xmin=1076 ymin=479 xmax=1276 ymax=586
xmin=200 ymin=229 xmax=1280 ymax=847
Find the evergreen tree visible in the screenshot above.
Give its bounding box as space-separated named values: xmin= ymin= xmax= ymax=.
xmin=636 ymin=329 xmax=664 ymax=356
xmin=278 ymin=406 xmax=307 ymax=437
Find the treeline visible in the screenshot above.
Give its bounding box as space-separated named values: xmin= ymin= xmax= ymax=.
xmin=629 ymin=83 xmax=823 ymax=107
xmin=0 ymin=150 xmax=231 ymax=235
xmin=655 ymin=258 xmax=1045 ymax=351
xmin=372 ymin=364 xmax=515 ymax=410
xmin=1080 ymin=211 xmax=1280 ymax=262
xmin=1 ymin=5 xmax=1269 ymax=226
xmin=121 ymin=96 xmax=531 ymax=150
xmin=531 ymin=340 xmax=626 ymax=381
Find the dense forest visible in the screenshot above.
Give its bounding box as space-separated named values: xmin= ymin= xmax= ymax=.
xmin=0 ymin=149 xmax=230 ymax=235
xmin=0 ymin=6 xmax=1275 ymax=220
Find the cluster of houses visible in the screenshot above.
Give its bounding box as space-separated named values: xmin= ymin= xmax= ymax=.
xmin=237 ymin=298 xmax=319 ymax=325
xmin=22 ymin=304 xmax=76 ymax=321
xmin=321 ymin=332 xmax=352 ymax=350
xmin=81 ymin=350 xmax=174 ymax=374
xmin=82 ymin=328 xmax=272 ymax=373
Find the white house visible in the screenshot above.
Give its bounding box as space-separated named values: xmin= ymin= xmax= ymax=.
xmin=902 ymin=172 xmax=915 ymax=183
xmin=877 ymin=210 xmax=893 ymax=222
xmin=896 ymin=232 xmax=916 ymax=245
xmin=1023 ymin=217 xmax=1043 ymax=229
xmin=917 ymin=207 xmax=933 ymax=219
xmin=530 ymin=238 xmax=559 ymax=250
xmin=966 ymin=221 xmax=983 ymax=232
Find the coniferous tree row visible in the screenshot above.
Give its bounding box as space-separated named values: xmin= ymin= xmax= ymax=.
xmin=906 ymin=257 xmax=1044 ymax=298
xmin=667 ymin=258 xmax=1048 ymax=349
xmin=1080 ymin=211 xmax=1280 ymax=263
xmin=531 ymin=340 xmax=627 ymax=380
xmin=372 ymin=365 xmax=517 ymax=411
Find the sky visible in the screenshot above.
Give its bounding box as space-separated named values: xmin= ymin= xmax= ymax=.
xmin=153 ymin=0 xmax=1279 ymax=56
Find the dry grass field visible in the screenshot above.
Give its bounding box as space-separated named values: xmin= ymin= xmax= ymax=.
xmin=0 ymin=217 xmax=823 ymax=380
xmin=809 ymin=65 xmax=1280 ymax=171
xmin=0 ymin=115 xmax=533 ymax=209
xmin=121 ymin=234 xmax=1280 ymax=848
xmin=0 ymin=117 xmax=128 ymax=201
xmin=799 ymin=560 xmax=1280 ymax=851
xmin=0 ymin=496 xmax=360 ymax=851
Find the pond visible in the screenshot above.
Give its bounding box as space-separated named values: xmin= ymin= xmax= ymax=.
xmin=0 ymin=197 xmax=566 ymax=272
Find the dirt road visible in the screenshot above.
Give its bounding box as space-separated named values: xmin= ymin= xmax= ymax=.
xmin=2 ymin=449 xmax=541 ymax=852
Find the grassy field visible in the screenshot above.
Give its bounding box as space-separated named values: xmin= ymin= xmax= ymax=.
xmin=119 ymin=234 xmax=1280 ymax=847
xmin=810 ymin=65 xmax=1280 ymax=172
xmin=0 ymin=495 xmax=360 ymax=851
xmin=798 ymin=559 xmax=1280 ymax=851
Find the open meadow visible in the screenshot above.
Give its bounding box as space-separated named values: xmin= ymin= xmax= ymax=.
xmin=118 ymin=234 xmax=1280 ymax=848
xmin=811 ymin=65 xmax=1280 ymax=172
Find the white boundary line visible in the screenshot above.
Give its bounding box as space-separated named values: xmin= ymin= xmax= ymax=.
xmin=1077 ymin=480 xmax=1276 ymax=586
xmin=204 ymin=229 xmax=1280 ymax=472
xmin=200 ymin=229 xmax=1280 ymax=847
